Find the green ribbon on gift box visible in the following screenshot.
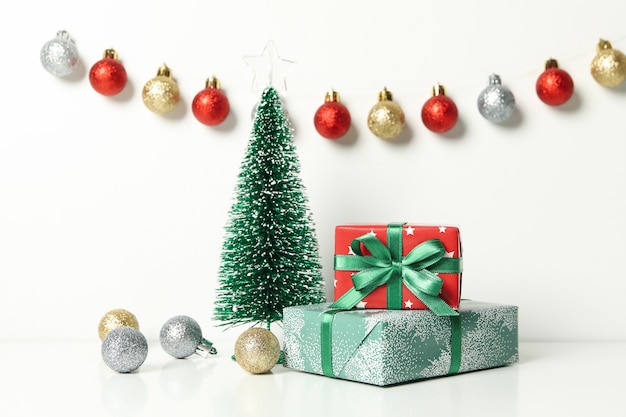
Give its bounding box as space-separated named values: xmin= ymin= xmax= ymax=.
xmin=332 ymin=223 xmax=462 ymax=316
xmin=321 ymin=310 xmax=462 ymax=378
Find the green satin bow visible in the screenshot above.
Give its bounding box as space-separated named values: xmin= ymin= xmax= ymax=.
xmin=332 ymin=223 xmax=461 ymax=316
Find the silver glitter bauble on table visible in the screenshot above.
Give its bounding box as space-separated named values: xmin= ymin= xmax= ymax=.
xmin=160 ymin=315 xmax=217 ymax=359
xmin=477 ymin=74 xmax=516 ymax=123
xmin=40 ymin=30 xmax=80 ymax=77
xmin=101 ymin=327 xmax=148 ymax=373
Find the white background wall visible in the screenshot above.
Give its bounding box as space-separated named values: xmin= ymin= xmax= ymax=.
xmin=2 ymin=0 xmax=625 ymax=342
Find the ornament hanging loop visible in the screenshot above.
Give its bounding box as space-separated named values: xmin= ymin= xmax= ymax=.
xmin=157 ymin=63 xmax=172 ymax=77
xmin=488 ymin=73 xmax=502 ymax=85
xmin=206 ymin=75 xmax=221 ymax=89
xmin=57 ymin=30 xmax=72 ymax=41
xmin=433 ymin=83 xmax=446 ymax=96
xmin=544 ymin=58 xmax=560 ymax=69
xmin=378 ymin=87 xmax=393 ymax=101
xmin=195 ymin=338 xmax=218 ymax=357
xmin=598 ymin=39 xmax=612 ymax=51
xmin=325 ymin=89 xmax=340 ymax=102
xmin=103 ymin=48 xmax=118 ymax=60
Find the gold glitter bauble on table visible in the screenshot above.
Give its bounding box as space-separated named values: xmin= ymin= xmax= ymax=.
xmin=367 ymin=87 xmax=405 ymax=140
xmin=98 ymin=309 xmax=140 ymax=341
xmin=234 ymin=328 xmax=281 ymax=374
xmin=590 ymin=39 xmax=626 ymax=88
xmin=142 ymin=63 xmax=180 ymax=114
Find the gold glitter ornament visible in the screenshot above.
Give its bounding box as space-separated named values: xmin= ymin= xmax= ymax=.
xmin=234 ymin=328 xmax=281 ymax=374
xmin=98 ymin=309 xmax=140 ymax=341
xmin=142 ymin=63 xmax=180 ymax=114
xmin=367 ymin=87 xmax=405 ymax=140
xmin=590 ymin=39 xmax=626 ymax=88
xmin=591 ymin=39 xmax=626 ymax=87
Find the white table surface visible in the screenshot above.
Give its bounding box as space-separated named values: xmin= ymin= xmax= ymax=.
xmin=1 ymin=341 xmax=623 ymax=417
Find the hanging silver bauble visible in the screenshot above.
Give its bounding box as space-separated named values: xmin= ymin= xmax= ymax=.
xmin=477 ymin=74 xmax=515 ymax=123
xmin=40 ymin=30 xmax=80 ymax=77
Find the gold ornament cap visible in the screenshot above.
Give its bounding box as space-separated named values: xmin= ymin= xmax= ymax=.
xmin=142 ymin=63 xmax=180 ymax=114
xmin=377 ymin=87 xmax=393 ymax=102
xmin=102 ymin=49 xmax=119 ymax=60
xmin=544 ymin=58 xmax=560 ymax=70
xmin=98 ymin=309 xmax=139 ymax=341
xmin=432 ymin=83 xmax=447 ymax=96
xmin=597 ymin=39 xmax=614 ymax=52
xmin=324 ymin=89 xmax=341 ymax=103
xmin=205 ymin=75 xmax=221 ymax=89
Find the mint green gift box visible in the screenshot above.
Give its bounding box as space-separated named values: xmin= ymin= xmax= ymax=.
xmin=282 ymin=300 xmax=518 ymax=386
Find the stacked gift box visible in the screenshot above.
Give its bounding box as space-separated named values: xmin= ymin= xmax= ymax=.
xmin=282 ymin=222 xmax=519 ymax=386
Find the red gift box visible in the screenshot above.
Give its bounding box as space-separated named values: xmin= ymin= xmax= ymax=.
xmin=333 ymin=223 xmax=462 ymax=311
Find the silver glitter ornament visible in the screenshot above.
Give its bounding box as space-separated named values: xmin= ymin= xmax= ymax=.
xmin=101 ymin=327 xmax=148 ymax=373
xmin=477 ymin=74 xmax=515 ymax=123
xmin=160 ymin=315 xmax=217 ymax=359
xmin=40 ymin=30 xmax=80 ymax=77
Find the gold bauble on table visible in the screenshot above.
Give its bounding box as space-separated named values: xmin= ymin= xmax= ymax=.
xmin=142 ymin=63 xmax=180 ymax=114
xmin=367 ymin=87 xmax=405 ymax=140
xmin=98 ymin=309 xmax=139 ymax=341
xmin=590 ymin=39 xmax=626 ymax=88
xmin=234 ymin=328 xmax=281 ymax=374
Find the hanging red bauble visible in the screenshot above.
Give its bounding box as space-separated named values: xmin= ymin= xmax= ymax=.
xmin=421 ymin=84 xmax=458 ymax=133
xmin=192 ymin=76 xmax=230 ymax=126
xmin=313 ymin=90 xmax=351 ymax=139
xmin=89 ymin=49 xmax=127 ymax=96
xmin=536 ymin=59 xmax=574 ymax=106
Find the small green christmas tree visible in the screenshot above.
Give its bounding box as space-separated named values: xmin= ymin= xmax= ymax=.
xmin=214 ymin=86 xmax=325 ymax=328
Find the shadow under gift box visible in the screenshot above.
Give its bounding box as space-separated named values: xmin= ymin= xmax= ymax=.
xmin=282 ymin=300 xmax=518 ymax=386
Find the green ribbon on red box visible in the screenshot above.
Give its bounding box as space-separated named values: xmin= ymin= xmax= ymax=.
xmin=332 ymin=223 xmax=462 ymax=316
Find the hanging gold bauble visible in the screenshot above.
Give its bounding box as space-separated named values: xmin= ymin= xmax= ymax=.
xmin=142 ymin=63 xmax=180 ymax=114
xmin=590 ymin=39 xmax=626 ymax=88
xmin=98 ymin=309 xmax=140 ymax=341
xmin=367 ymin=87 xmax=405 ymax=140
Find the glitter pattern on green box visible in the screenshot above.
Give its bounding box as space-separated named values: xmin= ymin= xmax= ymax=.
xmin=283 ymin=300 xmax=518 ymax=386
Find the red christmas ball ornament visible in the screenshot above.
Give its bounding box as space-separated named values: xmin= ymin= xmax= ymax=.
xmin=192 ymin=76 xmax=230 ymax=126
xmin=89 ymin=49 xmax=127 ymax=96
xmin=536 ymin=59 xmax=574 ymax=106
xmin=421 ymin=84 xmax=458 ymax=133
xmin=313 ymin=90 xmax=351 ymax=139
